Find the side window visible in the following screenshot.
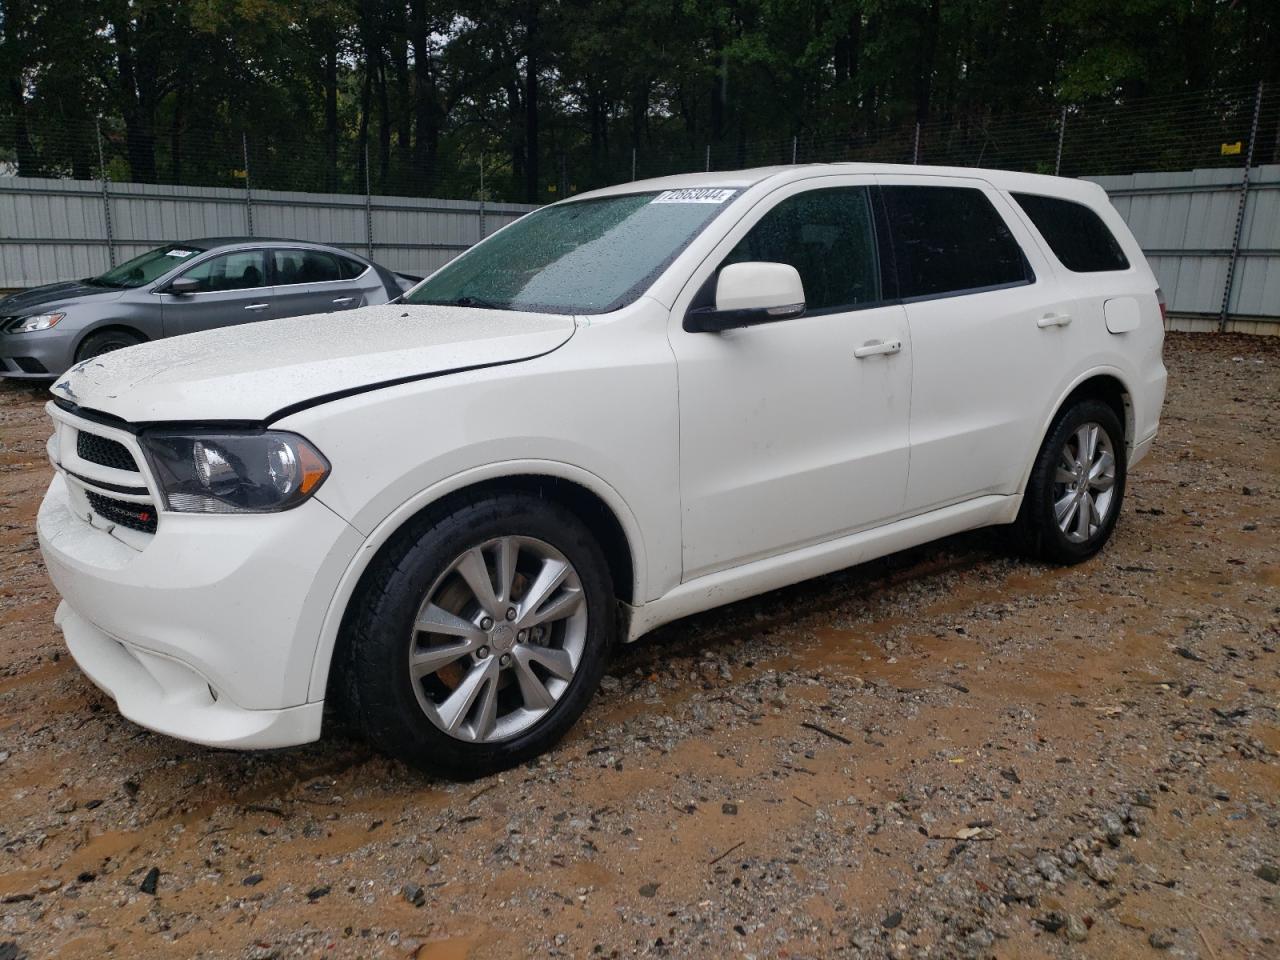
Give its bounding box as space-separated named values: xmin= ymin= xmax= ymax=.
xmin=337 ymin=256 xmax=368 ymax=280
xmin=272 ymin=249 xmax=342 ymax=285
xmin=178 ymin=250 xmax=266 ymax=292
xmin=1011 ymin=193 xmax=1130 ymax=273
xmin=880 ymin=186 xmax=1032 ymax=299
xmin=724 ymin=186 xmax=880 ymax=312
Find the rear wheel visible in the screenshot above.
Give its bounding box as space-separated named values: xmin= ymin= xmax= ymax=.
xmin=1017 ymin=398 xmax=1126 ymax=564
xmin=75 ymin=329 xmax=144 ymax=364
xmin=339 ymin=493 xmax=615 ymax=778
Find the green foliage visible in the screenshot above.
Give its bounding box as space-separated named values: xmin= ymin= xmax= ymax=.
xmin=0 ymin=0 xmax=1275 ymax=199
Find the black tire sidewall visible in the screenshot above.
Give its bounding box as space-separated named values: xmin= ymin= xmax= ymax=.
xmin=345 ymin=493 xmax=615 ymax=778
xmin=1024 ymin=399 xmax=1127 ymax=564
xmin=76 ymin=330 xmax=142 ymax=363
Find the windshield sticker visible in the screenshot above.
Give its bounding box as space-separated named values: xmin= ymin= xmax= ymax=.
xmin=166 ymin=249 xmax=196 ymax=258
xmin=651 ymin=188 xmax=736 ymax=204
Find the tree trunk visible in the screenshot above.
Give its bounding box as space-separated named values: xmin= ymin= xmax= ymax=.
xmin=111 ymin=15 xmax=158 ymax=183
xmin=410 ymin=0 xmax=441 ymax=192
xmin=523 ymin=2 xmax=540 ymax=203
xmin=324 ymin=31 xmax=339 ymax=191
xmin=914 ymin=0 xmax=941 ymax=123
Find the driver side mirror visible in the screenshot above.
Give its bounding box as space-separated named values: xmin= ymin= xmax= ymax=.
xmin=167 ymin=277 xmax=200 ymax=295
xmin=684 ymin=261 xmax=806 ymax=333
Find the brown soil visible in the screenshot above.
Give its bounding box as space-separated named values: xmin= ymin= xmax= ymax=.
xmin=0 ymin=333 xmax=1276 ymax=960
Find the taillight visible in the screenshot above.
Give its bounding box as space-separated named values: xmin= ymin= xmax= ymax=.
xmin=1155 ymin=287 xmax=1168 ymax=326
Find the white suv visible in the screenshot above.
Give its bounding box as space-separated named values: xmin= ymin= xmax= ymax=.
xmin=38 ymin=164 xmax=1167 ymax=776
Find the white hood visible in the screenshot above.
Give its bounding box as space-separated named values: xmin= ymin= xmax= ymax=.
xmin=51 ymin=304 xmax=576 ymax=423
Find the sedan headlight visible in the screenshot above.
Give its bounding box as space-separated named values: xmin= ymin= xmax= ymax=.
xmin=141 ymin=431 xmax=330 ymax=513
xmin=9 ymin=312 xmax=65 ymax=333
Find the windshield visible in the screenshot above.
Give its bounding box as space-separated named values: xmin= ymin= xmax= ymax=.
xmin=404 ymin=188 xmax=740 ymax=314
xmin=90 ymin=244 xmax=207 ymax=289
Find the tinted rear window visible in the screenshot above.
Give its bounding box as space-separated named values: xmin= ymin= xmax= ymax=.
xmin=1012 ymin=192 xmax=1130 ymax=273
xmin=881 ymin=185 xmax=1032 ymax=299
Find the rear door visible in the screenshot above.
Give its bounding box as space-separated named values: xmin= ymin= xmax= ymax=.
xmin=270 ymin=248 xmax=368 ymax=319
xmin=669 ymin=177 xmax=912 ymax=579
xmin=874 ymin=176 xmax=1074 ymax=513
xmin=159 ymin=249 xmax=274 ymax=336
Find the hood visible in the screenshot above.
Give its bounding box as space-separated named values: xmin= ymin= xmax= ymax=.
xmin=51 ymin=304 xmax=577 ymax=423
xmin=0 ymin=280 xmax=125 ymax=314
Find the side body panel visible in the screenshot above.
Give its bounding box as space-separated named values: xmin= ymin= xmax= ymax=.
xmin=283 ymin=303 xmax=681 ymax=702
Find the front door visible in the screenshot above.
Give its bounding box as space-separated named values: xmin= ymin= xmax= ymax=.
xmin=669 ymin=178 xmax=912 ymax=580
xmin=159 ymin=249 xmax=274 ymax=336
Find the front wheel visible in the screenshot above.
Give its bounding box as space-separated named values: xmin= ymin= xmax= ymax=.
xmin=75 ymin=329 xmax=144 ymax=364
xmin=1017 ymin=398 xmax=1127 ymax=564
xmin=339 ymin=493 xmax=615 ymax=778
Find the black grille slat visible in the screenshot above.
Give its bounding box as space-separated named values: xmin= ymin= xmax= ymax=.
xmin=85 ymin=490 xmax=158 ymax=534
xmin=77 ymin=431 xmax=138 ymax=472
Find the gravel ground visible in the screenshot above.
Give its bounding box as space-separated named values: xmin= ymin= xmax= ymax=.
xmin=0 ymin=332 xmax=1276 ymax=960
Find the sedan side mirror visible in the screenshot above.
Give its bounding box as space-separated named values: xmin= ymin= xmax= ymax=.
xmin=167 ymin=277 xmax=201 ymax=295
xmin=684 ymin=261 xmax=806 ymax=333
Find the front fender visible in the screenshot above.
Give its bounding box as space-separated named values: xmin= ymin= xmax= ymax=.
xmin=303 ymin=459 xmax=648 ymax=703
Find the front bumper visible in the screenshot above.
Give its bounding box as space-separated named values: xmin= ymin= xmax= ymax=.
xmin=38 ymin=471 xmax=364 ymax=749
xmin=55 ymin=602 xmax=324 ymax=748
xmin=0 ymin=327 xmax=77 ymax=378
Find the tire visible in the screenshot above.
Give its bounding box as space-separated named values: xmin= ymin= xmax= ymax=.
xmin=75 ymin=329 xmax=144 ymax=364
xmin=1017 ymin=398 xmax=1127 ymax=565
xmin=339 ymin=492 xmax=615 ymax=778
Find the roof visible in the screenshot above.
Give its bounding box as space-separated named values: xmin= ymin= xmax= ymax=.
xmin=571 ymin=162 xmax=1107 ymax=205
xmin=178 ymin=237 xmax=367 ymax=257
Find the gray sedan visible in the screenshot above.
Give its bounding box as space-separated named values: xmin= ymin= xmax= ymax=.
xmin=0 ymin=238 xmax=412 ymax=378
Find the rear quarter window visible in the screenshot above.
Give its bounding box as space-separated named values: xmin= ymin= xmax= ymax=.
xmin=1011 ymin=193 xmax=1130 ymax=273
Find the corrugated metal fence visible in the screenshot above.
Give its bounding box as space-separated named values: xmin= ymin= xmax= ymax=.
xmin=0 ymin=176 xmax=535 ymax=289
xmin=1 ymin=168 xmax=1277 ymax=331
xmin=1088 ymin=164 xmax=1279 ymax=333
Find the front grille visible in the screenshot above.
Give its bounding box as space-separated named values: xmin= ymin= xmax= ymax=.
xmin=85 ymin=490 xmax=158 ymax=534
xmin=78 ymin=431 xmax=138 ymax=472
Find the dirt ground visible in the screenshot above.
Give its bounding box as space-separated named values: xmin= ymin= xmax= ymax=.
xmin=0 ymin=332 xmax=1276 ymax=960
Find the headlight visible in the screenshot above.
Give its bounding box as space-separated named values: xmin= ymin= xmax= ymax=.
xmin=10 ymin=312 xmax=65 ymax=333
xmin=141 ymin=431 xmax=330 ymax=513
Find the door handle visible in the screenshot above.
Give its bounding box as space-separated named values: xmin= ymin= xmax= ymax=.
xmin=1037 ymin=312 xmax=1072 ymax=328
xmin=854 ymin=338 xmax=902 ymax=359
xmin=332 ymin=296 xmax=355 ymax=304
xmin=244 ymin=303 xmax=270 ymax=312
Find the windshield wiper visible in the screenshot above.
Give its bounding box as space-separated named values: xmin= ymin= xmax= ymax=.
xmin=420 ymin=295 xmax=510 ymax=311
xmin=83 ymin=276 xmax=123 ymax=288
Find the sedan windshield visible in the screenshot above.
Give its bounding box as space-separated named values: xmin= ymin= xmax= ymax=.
xmin=404 ymin=189 xmax=740 ymax=314
xmin=89 ymin=244 xmax=207 ymax=289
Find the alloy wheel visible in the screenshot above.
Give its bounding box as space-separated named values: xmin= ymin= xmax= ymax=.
xmin=407 ymin=536 xmax=588 ymax=743
xmin=1053 ymin=422 xmax=1117 ymax=543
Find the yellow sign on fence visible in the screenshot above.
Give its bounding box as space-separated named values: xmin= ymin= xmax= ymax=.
xmin=1220 ymin=141 xmax=1242 ymax=156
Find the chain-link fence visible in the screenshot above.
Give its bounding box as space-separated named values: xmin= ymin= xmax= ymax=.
xmin=2 ymin=82 xmax=1277 ymax=327
xmin=2 ymin=83 xmax=1277 ymax=202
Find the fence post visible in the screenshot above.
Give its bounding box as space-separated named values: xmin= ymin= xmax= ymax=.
xmin=792 ymin=136 xmax=797 ymax=164
xmin=1219 ymin=80 xmax=1264 ymax=331
xmin=1055 ymin=106 xmax=1067 ymax=176
xmin=364 ymin=144 xmax=374 ymax=260
xmin=705 ymin=144 xmax=710 ymax=172
xmin=912 ymin=122 xmax=921 ymax=164
xmin=242 ymin=133 xmax=254 ymax=237
xmin=96 ymin=120 xmax=116 ymax=268
xmin=631 ymin=147 xmax=636 ymax=182
xmin=478 ymin=152 xmax=486 ymax=240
